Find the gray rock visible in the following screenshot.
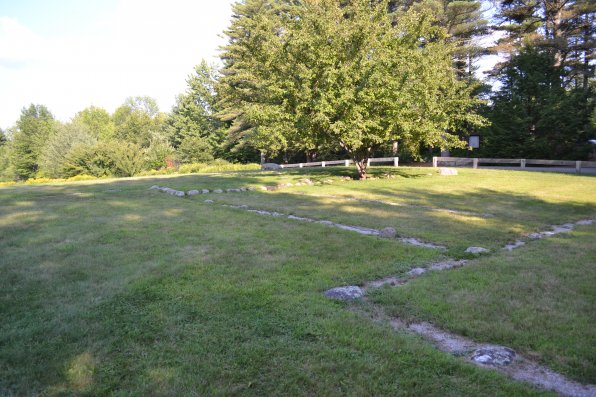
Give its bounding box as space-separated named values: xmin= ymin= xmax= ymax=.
xmin=439 ymin=167 xmax=458 ymax=176
xmin=149 ymin=185 xmax=160 ymax=190
xmin=465 ymin=246 xmax=489 ymax=254
xmin=379 ymin=227 xmax=397 ymax=238
xmin=187 ymin=190 xmax=200 ymax=196
xmin=576 ymin=219 xmax=593 ymax=226
xmin=259 ymin=186 xmax=268 ymax=191
xmin=407 ymin=267 xmax=427 ymax=277
xmin=324 ymin=286 xmax=365 ymax=301
xmin=240 ymin=187 xmax=247 ymax=192
xmin=262 ymin=163 xmax=282 ymax=170
xmin=201 ymin=189 xmax=210 ymax=194
xmin=247 ymin=187 xmax=256 ymax=191
xmin=174 ymin=191 xmax=185 ymax=197
xmin=204 ymin=199 xmax=214 ymax=204
xmin=213 ymin=189 xmax=224 ymax=193
xmin=471 ymin=347 xmax=516 ymax=366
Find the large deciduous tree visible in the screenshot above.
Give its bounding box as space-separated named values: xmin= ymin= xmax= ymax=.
xmin=220 ymin=0 xmax=485 ymax=178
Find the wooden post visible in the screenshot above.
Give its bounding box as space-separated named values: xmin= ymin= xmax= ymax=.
xmin=299 ymin=163 xmax=303 ymax=168
xmin=521 ymin=159 xmax=526 ymax=169
xmin=393 ymin=157 xmax=399 ymax=167
xmin=473 ymin=158 xmax=478 ymax=169
xmin=321 ymin=161 xmax=326 ymax=168
xmin=432 ymin=157 xmax=438 ymax=168
xmin=367 ymin=159 xmax=371 ymax=167
xmin=344 ymin=160 xmax=350 ymax=167
xmin=576 ymin=161 xmax=581 ymax=174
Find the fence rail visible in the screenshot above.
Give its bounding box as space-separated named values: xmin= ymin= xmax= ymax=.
xmin=433 ymin=157 xmax=596 ymax=174
xmin=279 ymin=157 xmax=399 ymax=169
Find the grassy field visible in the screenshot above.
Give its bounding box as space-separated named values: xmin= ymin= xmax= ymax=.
xmin=0 ymin=167 xmax=594 ymax=396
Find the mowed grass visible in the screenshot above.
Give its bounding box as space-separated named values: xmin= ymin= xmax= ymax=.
xmin=370 ymin=224 xmax=596 ymax=383
xmin=0 ymin=167 xmax=594 ymax=395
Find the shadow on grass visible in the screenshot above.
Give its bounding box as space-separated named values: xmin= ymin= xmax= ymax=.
xmin=0 ymin=172 xmax=592 ymax=395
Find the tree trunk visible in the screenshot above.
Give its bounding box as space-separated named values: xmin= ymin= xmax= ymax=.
xmin=392 ymin=141 xmax=399 ymax=155
xmin=355 ymin=158 xmax=368 ymax=180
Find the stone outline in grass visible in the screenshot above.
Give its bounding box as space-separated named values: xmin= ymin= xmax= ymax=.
xmin=504 ymin=218 xmax=594 ymax=251
xmin=150 ymin=185 xmax=255 ymax=197
xmin=218 ymin=204 xmax=446 ymax=250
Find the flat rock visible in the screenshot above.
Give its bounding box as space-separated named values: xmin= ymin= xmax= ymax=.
xmin=576 ymin=219 xmax=593 ymax=226
xmin=174 ymin=191 xmax=185 ymax=197
xmin=262 ymin=163 xmax=282 ymax=170
xmin=324 ymin=286 xmax=365 ymax=301
xmin=465 ymin=246 xmax=489 ymax=254
xmin=471 ymin=346 xmax=516 ymax=366
xmin=149 ymin=185 xmax=160 ymax=190
xmin=213 ymin=189 xmax=224 ymax=193
xmin=204 ymin=199 xmax=214 ymax=204
xmin=187 ymin=190 xmax=200 ymax=196
xmin=379 ymin=227 xmax=397 ymax=238
xmin=407 ymin=267 xmax=427 ymax=277
xmin=201 ymin=189 xmax=210 ymax=194
xmin=439 ymin=167 xmax=458 ymax=176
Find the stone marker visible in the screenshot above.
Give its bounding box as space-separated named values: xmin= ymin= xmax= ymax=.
xmin=379 ymin=227 xmax=397 ymax=238
xmin=465 ymin=246 xmax=489 ymax=254
xmin=439 ymin=167 xmax=458 ymax=176
xmin=324 ymin=286 xmax=365 ymax=301
xmin=262 ymin=163 xmax=282 ymax=170
xmin=471 ymin=347 xmax=516 ymax=366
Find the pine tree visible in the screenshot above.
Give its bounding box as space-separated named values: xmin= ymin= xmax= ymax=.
xmin=10 ymin=104 xmax=57 ymax=180
xmin=167 ymin=61 xmax=223 ymax=158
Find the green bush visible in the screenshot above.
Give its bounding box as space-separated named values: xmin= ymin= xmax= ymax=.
xmin=178 ymin=136 xmax=214 ymax=164
xmin=145 ymin=136 xmax=175 ymax=170
xmin=62 ymin=141 xmax=145 ymax=178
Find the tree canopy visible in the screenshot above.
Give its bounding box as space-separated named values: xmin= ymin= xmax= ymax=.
xmin=219 ymin=0 xmax=486 ymax=178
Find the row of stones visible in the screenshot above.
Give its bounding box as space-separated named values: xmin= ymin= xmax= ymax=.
xmin=325 ymin=218 xmax=596 ymax=396
xmin=326 ymin=218 xmax=595 ymax=301
xmin=150 ymin=185 xmax=257 ymax=197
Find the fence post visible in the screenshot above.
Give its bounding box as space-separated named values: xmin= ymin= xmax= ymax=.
xmin=576 ymin=161 xmax=582 ymax=175
xmin=394 ymin=157 xmax=399 ymax=167
xmin=473 ymin=158 xmax=478 ymax=169
xmin=521 ymin=159 xmax=526 ymax=169
xmin=321 ymin=161 xmax=326 ymax=168
xmin=344 ymin=160 xmax=350 ymax=167
xmin=367 ymin=159 xmax=371 ymax=167
xmin=299 ymin=163 xmax=303 ymax=168
xmin=432 ymin=157 xmax=438 ymax=168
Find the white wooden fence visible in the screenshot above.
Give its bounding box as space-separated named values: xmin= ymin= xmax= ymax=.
xmin=433 ymin=157 xmax=596 ymax=175
xmin=279 ymin=157 xmax=399 ymax=169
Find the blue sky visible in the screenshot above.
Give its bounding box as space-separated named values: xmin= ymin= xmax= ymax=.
xmin=0 ymin=0 xmax=236 ymax=129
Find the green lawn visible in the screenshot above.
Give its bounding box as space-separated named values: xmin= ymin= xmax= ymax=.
xmin=1 ymin=167 xmax=594 ymax=395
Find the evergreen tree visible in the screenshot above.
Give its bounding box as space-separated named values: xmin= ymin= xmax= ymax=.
xmin=167 ymin=61 xmax=224 ymax=157
xmin=480 ymin=47 xmax=594 ymax=159
xmin=10 ymin=104 xmax=58 ymax=180
xmin=493 ymin=0 xmax=595 ymax=88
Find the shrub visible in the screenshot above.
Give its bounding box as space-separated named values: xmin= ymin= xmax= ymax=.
xmin=178 ymin=136 xmax=214 ymax=164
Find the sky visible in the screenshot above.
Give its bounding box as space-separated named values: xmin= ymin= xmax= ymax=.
xmin=0 ymin=0 xmax=501 ymax=131
xmin=0 ymin=0 xmax=236 ymax=129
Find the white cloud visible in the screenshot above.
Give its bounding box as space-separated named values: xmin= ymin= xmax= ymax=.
xmin=0 ymin=0 xmax=235 ymax=129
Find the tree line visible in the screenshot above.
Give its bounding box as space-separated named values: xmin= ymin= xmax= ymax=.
xmin=1 ymin=0 xmax=593 ymax=181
